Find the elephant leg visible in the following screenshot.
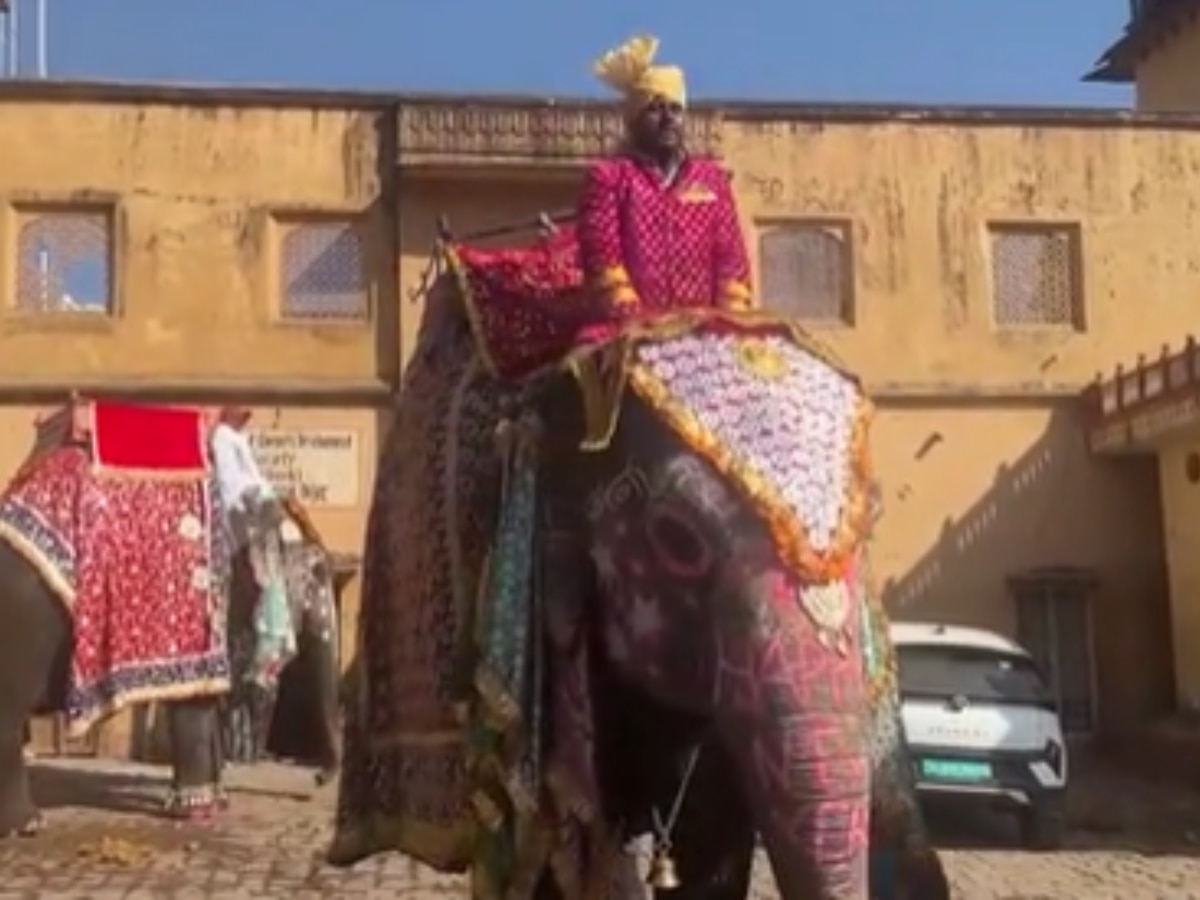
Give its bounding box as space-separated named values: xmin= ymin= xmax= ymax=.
xmin=857 ymin=572 xmax=949 ymax=900
xmin=0 ymin=714 xmax=40 ymax=837
xmin=306 ymin=627 xmax=342 ymax=786
xmin=0 ymin=555 xmax=71 ymax=838
xmin=651 ymin=741 xmax=755 ymax=900
xmin=250 ymin=684 xmax=278 ymax=761
xmin=165 ymin=697 xmax=226 ymax=820
xmin=868 ymin=704 xmax=950 ymax=900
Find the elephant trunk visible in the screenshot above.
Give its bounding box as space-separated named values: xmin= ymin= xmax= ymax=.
xmin=714 ymin=572 xmax=872 ymax=900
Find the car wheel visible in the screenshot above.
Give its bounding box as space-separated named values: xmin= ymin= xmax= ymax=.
xmin=1019 ymin=800 xmax=1066 ymax=851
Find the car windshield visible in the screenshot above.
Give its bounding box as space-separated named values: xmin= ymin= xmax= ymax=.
xmin=896 ymin=643 xmax=1051 ymax=705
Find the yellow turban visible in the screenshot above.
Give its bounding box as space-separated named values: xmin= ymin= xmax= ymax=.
xmin=593 ymin=34 xmax=687 ymax=113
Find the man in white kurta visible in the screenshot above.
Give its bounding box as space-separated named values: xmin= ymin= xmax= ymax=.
xmin=210 ymin=406 xmax=272 ymax=540
xmin=208 ymin=406 xmax=296 ymax=701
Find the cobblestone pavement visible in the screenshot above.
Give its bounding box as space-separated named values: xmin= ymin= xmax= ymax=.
xmin=1 ymin=758 xmax=1199 ymax=898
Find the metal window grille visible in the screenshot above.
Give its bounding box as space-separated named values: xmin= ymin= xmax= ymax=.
xmin=990 ymin=227 xmax=1081 ymax=328
xmin=15 ymin=213 xmax=112 ymax=314
xmin=758 ymin=224 xmax=851 ymax=324
xmin=279 ymin=222 xmax=368 ymax=321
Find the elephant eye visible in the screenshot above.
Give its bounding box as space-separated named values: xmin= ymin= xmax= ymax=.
xmin=645 ymin=501 xmax=714 ymax=579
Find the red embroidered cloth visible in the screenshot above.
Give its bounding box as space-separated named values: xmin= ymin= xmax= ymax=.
xmin=89 ymin=401 xmax=207 ymax=475
xmin=0 ymin=448 xmax=228 ymax=736
xmin=450 ymin=227 xmax=604 ymax=380
xmin=449 ymin=169 xmax=754 ymax=382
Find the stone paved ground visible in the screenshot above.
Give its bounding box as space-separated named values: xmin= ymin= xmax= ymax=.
xmin=1 ymin=757 xmax=1199 ymax=898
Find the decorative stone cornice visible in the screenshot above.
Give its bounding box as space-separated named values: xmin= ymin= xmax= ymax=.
xmin=397 ymin=100 xmax=723 ymax=168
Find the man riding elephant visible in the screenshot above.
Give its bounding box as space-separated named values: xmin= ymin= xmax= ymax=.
xmin=572 ymin=36 xmax=943 ymax=898
xmin=330 ymin=35 xmax=948 ymax=900
xmin=580 ymin=34 xmax=753 ymax=320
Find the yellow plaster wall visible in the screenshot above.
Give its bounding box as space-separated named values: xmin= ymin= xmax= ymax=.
xmin=1135 ymin=20 xmax=1200 ymax=112
xmin=1157 ymin=442 xmax=1200 ymax=707
xmin=721 ymin=116 xmax=1200 ymax=390
xmin=871 ymin=402 xmax=1170 ymax=730
xmin=0 ymin=99 xmax=396 ymax=385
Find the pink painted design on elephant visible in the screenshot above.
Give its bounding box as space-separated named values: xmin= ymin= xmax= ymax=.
xmin=533 ymin=391 xmax=877 ymax=899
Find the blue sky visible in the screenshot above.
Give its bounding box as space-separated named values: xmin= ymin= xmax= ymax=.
xmin=4 ymin=0 xmax=1133 ymax=107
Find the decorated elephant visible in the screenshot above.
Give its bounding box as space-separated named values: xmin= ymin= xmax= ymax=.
xmin=0 ymin=400 xmax=341 ymax=836
xmin=329 ymin=235 xmax=949 ymax=900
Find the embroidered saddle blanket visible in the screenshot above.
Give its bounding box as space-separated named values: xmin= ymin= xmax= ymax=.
xmin=331 ymin=277 xmax=517 ymax=870
xmin=0 ymin=444 xmax=227 ymax=736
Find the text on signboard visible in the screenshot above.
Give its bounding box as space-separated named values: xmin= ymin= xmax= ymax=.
xmin=247 ymin=429 xmax=360 ymax=508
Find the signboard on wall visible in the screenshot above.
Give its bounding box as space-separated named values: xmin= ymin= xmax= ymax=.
xmin=247 ymin=429 xmax=360 ymax=508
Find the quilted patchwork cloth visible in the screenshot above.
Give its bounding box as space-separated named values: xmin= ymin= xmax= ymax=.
xmin=628 ymin=327 xmax=874 ymax=583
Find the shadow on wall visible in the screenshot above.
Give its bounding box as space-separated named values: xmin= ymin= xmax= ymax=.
xmin=877 ymin=399 xmax=1174 ymax=735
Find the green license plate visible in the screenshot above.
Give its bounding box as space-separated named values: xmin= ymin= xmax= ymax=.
xmin=919 ymin=758 xmax=993 ymax=781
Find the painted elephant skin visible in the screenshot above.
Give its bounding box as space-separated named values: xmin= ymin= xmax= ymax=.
xmin=534 ymin=380 xmax=948 ymax=900
xmin=582 ymin=558 xmax=949 ymax=900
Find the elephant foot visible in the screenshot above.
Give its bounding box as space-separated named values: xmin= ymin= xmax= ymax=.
xmin=2 ymin=811 xmax=45 ymax=839
xmin=898 ymin=849 xmax=951 ymax=900
xmin=163 ymin=784 xmax=229 ymax=821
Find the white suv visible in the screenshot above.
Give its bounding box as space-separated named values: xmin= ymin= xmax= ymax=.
xmin=891 ymin=622 xmax=1068 ymax=850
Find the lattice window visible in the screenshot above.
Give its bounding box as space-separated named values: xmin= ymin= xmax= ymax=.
xmin=989 ymin=225 xmax=1082 ymax=329
xmin=279 ymin=222 xmax=368 ymax=321
xmin=15 ymin=212 xmax=112 ymax=314
xmin=758 ymin=223 xmax=852 ymax=324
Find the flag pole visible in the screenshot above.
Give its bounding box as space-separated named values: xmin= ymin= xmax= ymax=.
xmin=35 ymin=0 xmax=45 ymax=78
xmin=6 ymin=0 xmax=18 ymax=78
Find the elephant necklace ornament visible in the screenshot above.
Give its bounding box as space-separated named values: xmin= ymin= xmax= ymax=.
xmin=646 ymin=744 xmax=702 ymax=891
xmin=799 ymin=579 xmax=854 ymax=656
xmin=646 ymin=844 xmax=682 ymax=891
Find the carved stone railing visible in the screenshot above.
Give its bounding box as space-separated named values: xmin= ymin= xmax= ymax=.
xmin=1083 ymin=336 xmax=1200 ymax=452
xmin=397 ymin=99 xmax=724 ymax=168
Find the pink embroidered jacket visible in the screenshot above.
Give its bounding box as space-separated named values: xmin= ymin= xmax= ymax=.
xmin=576 ymin=154 xmax=753 ymax=315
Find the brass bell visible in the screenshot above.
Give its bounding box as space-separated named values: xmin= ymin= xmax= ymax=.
xmin=646 ymin=845 xmax=682 ymax=891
